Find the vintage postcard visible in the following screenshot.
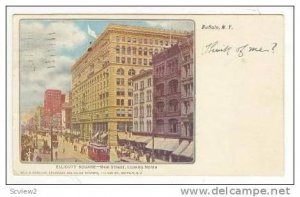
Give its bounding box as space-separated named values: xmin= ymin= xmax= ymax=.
xmin=8 ymin=7 xmax=292 ymax=182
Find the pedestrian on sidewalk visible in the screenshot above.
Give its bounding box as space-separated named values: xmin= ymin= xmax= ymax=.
xmin=55 ymin=150 xmax=58 ymax=160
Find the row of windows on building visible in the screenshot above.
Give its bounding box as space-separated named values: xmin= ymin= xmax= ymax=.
xmin=116 ymin=68 xmax=136 ymax=76
xmin=156 ymin=99 xmax=180 ymax=113
xmin=115 ymin=46 xmax=164 ymax=56
xmin=73 ymin=99 xmax=109 ymax=113
xmin=182 ymin=100 xmax=192 ymax=115
xmin=116 ymin=88 xmax=133 ymax=97
xmin=116 ymin=78 xmax=134 ymax=86
xmin=155 ymin=58 xmax=180 ymax=77
xmin=74 ymin=70 xmax=109 ymax=88
xmin=182 ymin=83 xmax=193 ymax=97
xmin=116 ymin=56 xmax=152 ymax=66
xmin=133 ymin=120 xmax=152 ymax=133
xmin=155 ymin=79 xmax=179 ymax=97
xmin=133 ymin=104 xmax=152 ymax=118
xmin=116 ymin=108 xmax=132 ymax=117
xmin=156 ymin=119 xmax=180 ymax=133
xmin=116 ymin=122 xmax=133 ymax=132
xmin=133 ymin=78 xmax=152 ymax=90
xmin=74 ymin=91 xmax=109 ymax=106
xmin=133 ymin=90 xmax=152 ymax=104
xmin=115 ymin=36 xmax=176 ymax=47
xmin=74 ymin=78 xmax=109 ymax=95
xmin=182 ymin=63 xmax=193 ymax=78
xmin=116 ymin=99 xmax=133 ymax=106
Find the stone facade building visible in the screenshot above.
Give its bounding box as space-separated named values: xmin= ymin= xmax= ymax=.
xmin=131 ymin=69 xmax=153 ymax=134
xmin=153 ymin=45 xmax=182 ymax=137
xmin=179 ymin=36 xmax=194 ymax=139
xmin=152 ymin=35 xmax=194 ymax=162
xmin=71 ymin=24 xmax=189 ymax=145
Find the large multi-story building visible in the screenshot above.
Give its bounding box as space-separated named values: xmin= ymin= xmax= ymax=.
xmin=179 ymin=36 xmax=194 ymax=139
xmin=43 ymin=89 xmax=63 ymax=129
xmin=153 ymin=45 xmax=182 ymax=137
xmin=152 ymin=35 xmax=194 ymax=162
xmin=71 ymin=24 xmax=189 ymax=145
xmin=131 ymin=69 xmax=153 ymax=134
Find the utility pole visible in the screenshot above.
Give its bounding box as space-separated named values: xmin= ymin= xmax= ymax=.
xmin=152 ymin=131 xmax=154 ymax=163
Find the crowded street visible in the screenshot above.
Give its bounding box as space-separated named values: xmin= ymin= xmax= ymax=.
xmin=21 ymin=132 xmax=94 ymax=163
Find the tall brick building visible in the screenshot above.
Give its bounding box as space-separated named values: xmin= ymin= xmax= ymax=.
xmin=43 ymin=89 xmax=63 ymax=130
xmin=153 ymin=45 xmax=182 ymax=137
xmin=152 ymin=35 xmax=194 ymax=162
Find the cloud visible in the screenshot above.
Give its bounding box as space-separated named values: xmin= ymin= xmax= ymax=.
xmin=20 ymin=21 xmax=87 ymax=114
xmin=145 ymin=20 xmax=194 ymax=32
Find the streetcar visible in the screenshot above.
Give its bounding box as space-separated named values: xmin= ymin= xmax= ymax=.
xmin=87 ymin=143 xmax=110 ymax=162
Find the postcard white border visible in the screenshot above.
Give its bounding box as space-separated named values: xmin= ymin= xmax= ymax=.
xmin=6 ymin=6 xmax=294 ymax=184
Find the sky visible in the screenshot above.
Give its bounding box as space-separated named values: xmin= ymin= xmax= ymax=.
xmin=19 ymin=19 xmax=194 ymax=115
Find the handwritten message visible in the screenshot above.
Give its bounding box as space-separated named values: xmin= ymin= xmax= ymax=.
xmin=202 ymin=41 xmax=278 ymax=57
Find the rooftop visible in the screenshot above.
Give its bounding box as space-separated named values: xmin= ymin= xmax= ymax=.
xmin=71 ymin=23 xmax=193 ymax=71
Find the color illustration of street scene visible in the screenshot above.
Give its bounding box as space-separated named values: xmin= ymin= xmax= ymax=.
xmin=20 ymin=19 xmax=194 ymax=163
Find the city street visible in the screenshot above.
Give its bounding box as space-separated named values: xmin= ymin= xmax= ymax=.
xmin=55 ymin=136 xmax=94 ymax=162
xmin=34 ymin=134 xmax=94 ymax=163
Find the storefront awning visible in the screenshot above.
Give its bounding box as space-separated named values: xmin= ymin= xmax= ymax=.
xmin=127 ymin=135 xmax=140 ymax=142
xmin=159 ymin=138 xmax=180 ymax=152
xmin=118 ymin=132 xmax=128 ymax=140
xmin=145 ymin=138 xmax=165 ymax=149
xmin=93 ymin=132 xmax=99 ymax=139
xmin=172 ymin=140 xmax=190 ymax=155
xmin=180 ymin=141 xmax=194 ymax=158
xmin=100 ymin=133 xmax=108 ymax=139
xmin=135 ymin=136 xmax=152 ymax=144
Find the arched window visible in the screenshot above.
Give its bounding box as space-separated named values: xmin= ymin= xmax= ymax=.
xmin=154 ymin=48 xmax=158 ymax=54
xmin=128 ymin=69 xmax=136 ymax=76
xmin=138 ymin=47 xmax=142 ymax=55
xmin=168 ymin=99 xmax=179 ymax=112
xmin=127 ymin=47 xmax=131 ymax=55
xmin=116 ymin=45 xmax=120 ymax=54
xmin=144 ymin=48 xmax=148 ymax=56
xmin=157 ymin=102 xmax=164 ymax=112
xmin=156 ymin=119 xmax=164 ymax=133
xmin=117 ymin=68 xmax=124 ymax=75
xmin=156 ymin=83 xmax=164 ymax=96
xmin=121 ymin=46 xmax=126 ymax=54
xmin=169 ymin=119 xmax=178 ymax=133
xmin=168 ymin=79 xmax=178 ymax=94
xmin=149 ymin=48 xmax=153 ymax=56
xmin=132 ymin=47 xmax=137 ymax=55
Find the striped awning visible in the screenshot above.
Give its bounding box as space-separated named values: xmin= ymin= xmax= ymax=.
xmin=135 ymin=136 xmax=152 ymax=144
xmin=180 ymin=141 xmax=194 ymax=158
xmin=145 ymin=138 xmax=165 ymax=149
xmin=92 ymin=132 xmax=99 ymax=139
xmin=100 ymin=133 xmax=108 ymax=139
xmin=159 ymin=138 xmax=180 ymax=152
xmin=172 ymin=140 xmax=189 ymax=155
